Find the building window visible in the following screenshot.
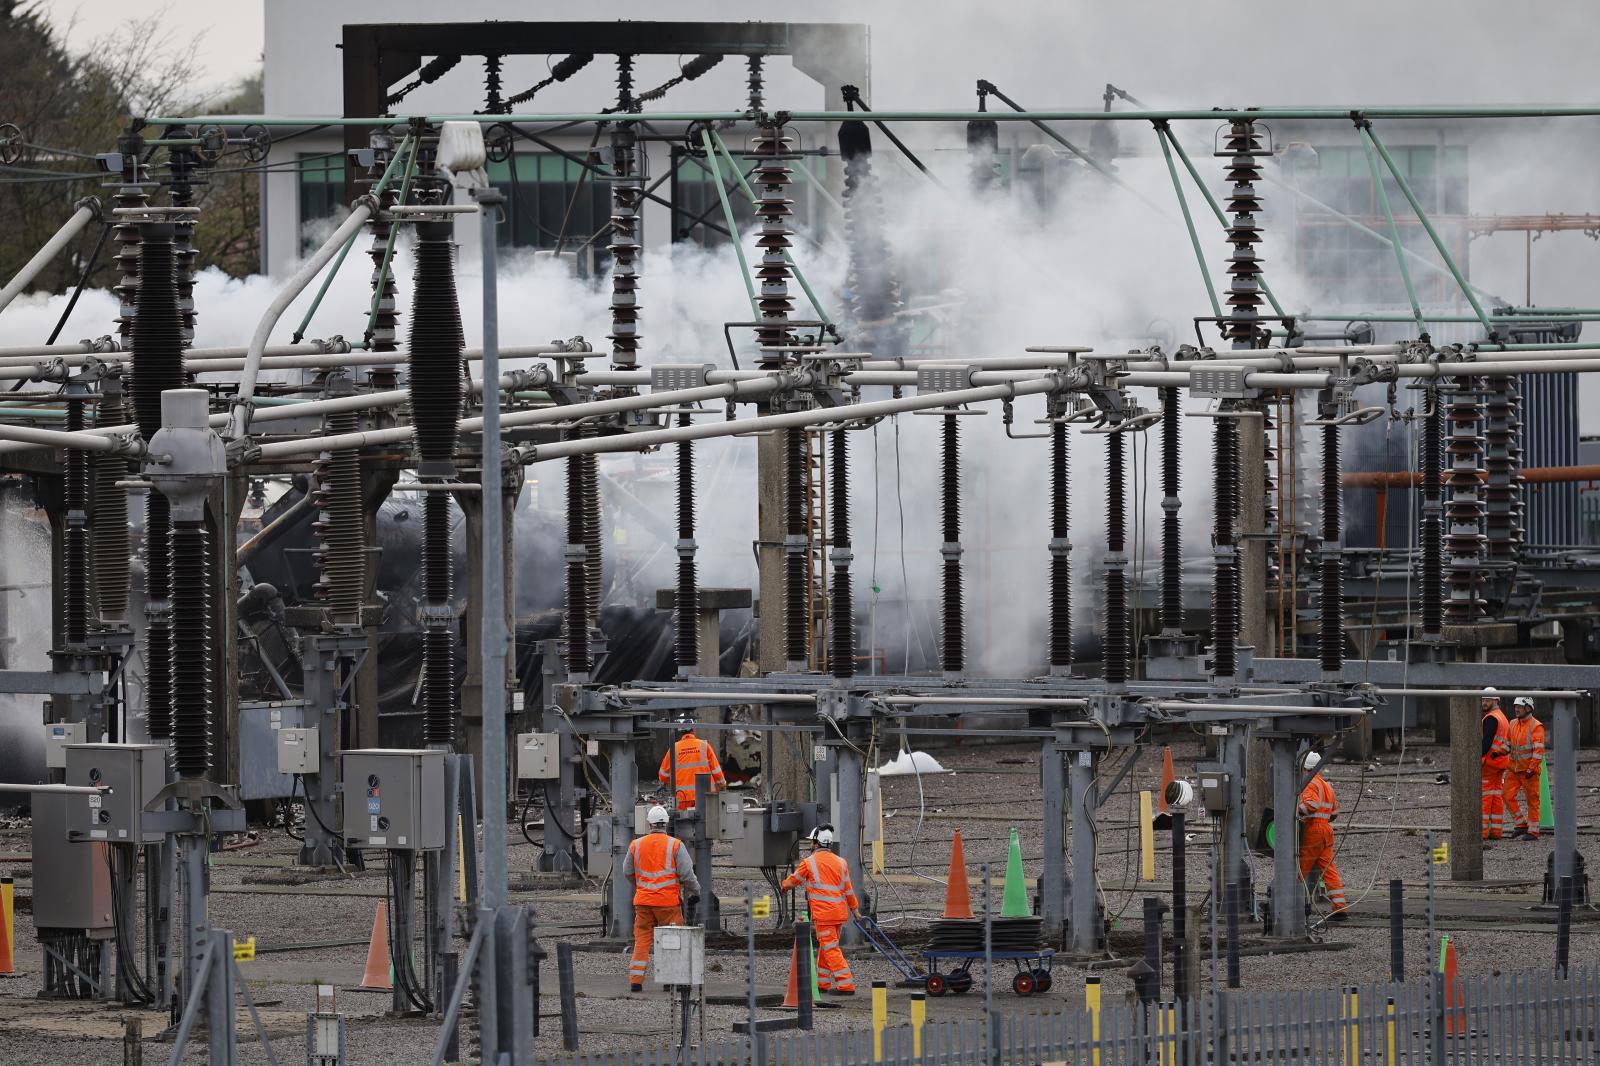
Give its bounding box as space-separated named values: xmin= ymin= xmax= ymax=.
xmin=669 ymin=147 xmax=821 ymax=247
xmin=297 ymin=153 xmax=346 ymax=254
xmin=1288 ymin=144 xmax=1469 ymax=306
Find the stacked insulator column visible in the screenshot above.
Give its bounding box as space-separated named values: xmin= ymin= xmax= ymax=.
xmin=830 ymin=429 xmax=854 ymax=680
xmin=941 ymin=414 xmax=964 ymax=678
xmin=407 ymin=221 xmax=465 ymax=747
xmin=483 ymin=55 xmax=504 ymax=114
xmin=364 ymin=142 xmax=402 ymax=354
xmin=1049 ymin=419 xmax=1073 ymax=673
xmin=565 ymin=443 xmax=592 ymax=679
xmin=170 ymin=517 xmax=211 ymax=778
xmin=1221 ymin=122 xmax=1266 ymax=347
xmin=1482 ymin=376 xmax=1518 ymax=562
xmin=110 ymin=131 xmax=149 ymax=347
xmin=92 ymin=380 xmax=130 ymax=623
xmin=1104 ymin=431 xmax=1130 ymax=687
xmin=1508 ymin=378 xmax=1525 ymax=555
xmin=1444 ymin=380 xmax=1485 ymax=625
xmin=746 ymin=56 xmax=764 ymax=112
xmin=607 ymin=122 xmax=641 ymax=368
xmin=62 ymin=394 xmax=89 ymax=647
xmin=311 ymin=405 xmax=367 ymax=626
xmin=1211 ymin=417 xmax=1241 ymax=679
xmin=967 ymin=108 xmax=1000 ymax=194
xmin=674 ymin=414 xmax=698 ymax=675
xmin=783 ymin=428 xmax=808 ymax=671
xmin=1419 ymin=386 xmax=1444 ymax=637
xmin=1318 ymin=413 xmax=1343 ymax=677
xmin=582 ymin=431 xmax=603 ymax=629
xmin=131 ymin=224 xmax=184 ymax=740
xmin=166 ymin=128 xmax=199 ymax=344
xmin=839 ymin=120 xmax=903 ymax=357
xmin=1158 ymin=388 xmax=1183 ymax=635
xmin=753 ymin=124 xmax=797 ymax=358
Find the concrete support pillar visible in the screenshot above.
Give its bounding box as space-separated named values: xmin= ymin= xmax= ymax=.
xmin=1269 ymin=738 xmax=1306 ymax=938
xmin=1039 ymin=742 xmax=1066 ymax=941
xmin=607 ymin=738 xmax=636 ymax=940
xmin=1067 ymin=751 xmax=1102 ymax=955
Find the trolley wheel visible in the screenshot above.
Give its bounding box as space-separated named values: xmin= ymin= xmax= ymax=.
xmin=1032 ymin=968 xmax=1053 ymax=993
xmin=924 ymin=973 xmax=947 ymax=997
xmin=1012 ymin=972 xmax=1036 ymax=997
xmin=948 ymin=971 xmax=973 ymax=995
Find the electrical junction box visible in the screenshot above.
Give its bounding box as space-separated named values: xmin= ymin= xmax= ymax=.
xmin=276 ymin=727 xmax=318 ymax=775
xmin=716 ymin=796 xmax=746 ymax=841
xmin=1197 ymin=766 xmax=1232 ymax=814
xmin=651 ymin=925 xmax=704 ymax=986
xmin=584 ymin=817 xmax=614 ymax=877
xmin=32 ymin=795 xmax=113 ymax=932
xmin=64 ymin=743 xmax=166 ymax=844
xmin=341 ymin=749 xmax=446 ymax=850
xmin=44 ymin=721 xmax=86 ymax=769
xmin=1190 ymin=364 xmax=1254 ymax=400
xmin=515 ymin=732 xmax=560 ymax=780
xmin=634 ymin=803 xmax=654 ymax=835
xmin=731 ymin=807 xmax=798 ymax=868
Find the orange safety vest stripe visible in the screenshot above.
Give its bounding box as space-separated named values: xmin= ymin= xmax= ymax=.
xmin=1297 ymin=776 xmax=1338 ymax=820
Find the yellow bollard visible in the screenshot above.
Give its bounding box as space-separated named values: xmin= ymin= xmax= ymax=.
xmin=872 ymin=981 xmax=887 ymax=1061
xmin=1385 ymin=997 xmax=1397 ymax=1065
xmin=1160 ymin=1004 xmax=1176 ymax=1066
xmin=1085 ymin=976 xmax=1102 ymax=1066
xmin=1139 ymin=791 xmax=1156 ymax=882
xmin=1345 ymin=987 xmax=1360 ymax=1065
xmin=910 ymin=991 xmax=926 ymax=1060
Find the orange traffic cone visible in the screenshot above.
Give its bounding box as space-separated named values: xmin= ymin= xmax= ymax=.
xmin=360 ymin=901 xmax=392 ymax=990
xmin=0 ymin=876 xmax=13 ymax=975
xmin=781 ymin=940 xmax=801 ymax=1008
xmin=1158 ymin=747 xmax=1176 ymax=813
xmin=943 ymin=830 xmax=974 ymax=920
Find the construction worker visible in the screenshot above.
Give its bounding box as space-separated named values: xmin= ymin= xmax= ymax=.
xmin=781 ymin=825 xmax=860 ymax=995
xmin=658 ymin=718 xmax=727 ymax=812
xmin=1481 ymin=688 xmax=1512 ymax=841
xmin=1296 ymin=752 xmax=1349 ymax=921
xmin=1505 ymin=696 xmax=1546 ymax=840
xmin=623 ymin=804 xmax=700 ymax=992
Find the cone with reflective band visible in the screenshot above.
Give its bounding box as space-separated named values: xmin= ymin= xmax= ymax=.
xmin=1539 ymin=759 xmax=1555 ymax=831
xmin=360 ymin=901 xmax=392 ymax=990
xmin=1001 ymin=828 xmax=1030 ymax=917
xmin=943 ymin=830 xmax=974 ymax=919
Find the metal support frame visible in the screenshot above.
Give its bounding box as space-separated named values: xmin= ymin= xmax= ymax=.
xmin=1268 ymin=736 xmax=1307 ymax=939
xmin=297 ymin=632 xmax=367 ymax=867
xmin=1066 ymin=748 xmax=1102 ymax=955
xmin=1038 ymin=742 xmax=1066 ymax=941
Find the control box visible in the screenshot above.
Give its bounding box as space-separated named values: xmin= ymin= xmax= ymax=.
xmin=276 ymin=727 xmax=319 ymax=775
xmin=731 ymin=807 xmax=799 ymax=868
xmin=31 ymin=795 xmax=113 ymax=932
xmin=341 ymin=749 xmax=446 ymax=850
xmin=651 ymin=925 xmax=705 ymax=986
xmin=584 ymin=816 xmax=614 ymax=877
xmin=64 ymin=743 xmax=166 ymax=844
xmin=44 ymin=721 xmax=86 ymax=769
xmin=1197 ymin=766 xmax=1232 ymax=814
xmin=515 ymin=732 xmax=560 ymax=780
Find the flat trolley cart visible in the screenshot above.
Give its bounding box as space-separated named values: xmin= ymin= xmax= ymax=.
xmin=922 ymin=949 xmax=1055 ymax=997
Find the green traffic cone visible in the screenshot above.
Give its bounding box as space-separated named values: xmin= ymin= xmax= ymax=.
xmin=1001 ymin=828 xmax=1031 ymax=917
xmin=1539 ymin=759 xmax=1555 ymax=831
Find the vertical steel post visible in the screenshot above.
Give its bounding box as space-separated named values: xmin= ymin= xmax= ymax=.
xmin=1040 ymin=742 xmax=1066 ymax=941
xmin=834 ymin=732 xmax=865 ymax=946
xmin=1219 ymin=729 xmax=1250 ymax=899
xmin=1553 ymin=697 xmax=1578 ymax=891
xmin=1271 ymin=739 xmax=1306 ymax=938
xmin=1067 ymin=750 xmax=1100 ymax=954
xmin=693 ymin=773 xmax=719 ymax=931
xmin=1171 ymin=812 xmax=1188 ymax=1001
xmin=608 ymin=738 xmax=636 ymax=939
xmin=1389 ymin=879 xmax=1405 ymax=982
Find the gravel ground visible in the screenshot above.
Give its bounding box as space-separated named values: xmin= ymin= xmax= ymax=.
xmin=1 ymin=735 xmax=1596 ymax=1063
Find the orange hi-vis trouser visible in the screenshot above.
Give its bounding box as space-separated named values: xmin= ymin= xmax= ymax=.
xmin=1505 ymin=768 xmax=1541 ymax=836
xmin=630 ymin=904 xmax=683 ymax=986
xmin=1482 ymin=760 xmax=1508 ymax=840
xmin=1298 ymin=819 xmax=1348 ymax=913
xmin=813 ymin=921 xmax=855 ymax=992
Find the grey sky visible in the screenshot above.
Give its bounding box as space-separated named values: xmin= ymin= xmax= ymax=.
xmin=43 ymin=0 xmax=264 ymax=92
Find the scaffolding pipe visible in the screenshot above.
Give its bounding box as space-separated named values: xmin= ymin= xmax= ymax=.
xmin=0 ymin=201 xmax=99 ymax=316
xmin=0 ymin=421 xmax=144 ymax=454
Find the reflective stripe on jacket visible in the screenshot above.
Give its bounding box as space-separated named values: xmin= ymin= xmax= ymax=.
xmin=1296 ymin=773 xmax=1339 ymax=823
xmin=781 ymin=850 xmax=859 ymax=923
xmin=628 ymin=832 xmax=685 ymax=907
xmin=1508 ymin=715 xmax=1546 ymax=773
xmin=658 ymin=734 xmax=728 ymax=808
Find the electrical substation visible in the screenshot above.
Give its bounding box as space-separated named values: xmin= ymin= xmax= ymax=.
xmin=5 ymin=8 xmax=1600 ymax=1064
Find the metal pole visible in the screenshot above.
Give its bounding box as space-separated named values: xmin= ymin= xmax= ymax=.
xmin=1224 ymin=881 xmax=1241 ymax=989
xmin=608 ymin=738 xmax=636 ymax=939
xmin=1067 ymin=750 xmax=1100 ymax=954
xmin=1171 ymin=811 xmax=1188 ymax=1000
xmin=1389 ymin=879 xmax=1405 ymax=982
xmin=981 ymin=861 xmax=995 ymax=1066
xmin=1271 ymin=739 xmax=1306 ymax=938
xmin=0 ymin=201 xmax=99 ymax=315
xmin=1039 ymin=742 xmax=1066 ymax=942
xmin=1552 ymin=696 xmax=1578 ymax=891
xmin=1154 ymin=124 xmax=1222 ymax=319
xmin=1355 ymin=124 xmax=1428 ymax=335
xmin=698 ymin=129 xmax=759 ymax=318
xmin=833 ymin=732 xmax=865 ymax=946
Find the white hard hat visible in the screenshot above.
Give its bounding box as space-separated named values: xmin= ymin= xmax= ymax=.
xmin=647 ymin=804 xmax=670 ymax=826
xmin=1301 ymin=751 xmax=1323 ymax=772
xmin=809 ymin=825 xmax=836 ymax=847
xmin=1482 ymin=687 xmax=1498 ymax=696
xmin=1513 ymin=696 xmax=1535 ymax=709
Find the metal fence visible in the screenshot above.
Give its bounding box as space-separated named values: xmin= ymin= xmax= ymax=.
xmin=537 ymin=964 xmax=1600 ymax=1066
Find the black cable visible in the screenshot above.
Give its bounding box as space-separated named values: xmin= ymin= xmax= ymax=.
xmin=292 ymin=774 xmax=339 ymax=839
xmin=45 ymin=222 xmax=111 ymax=346
xmin=104 ymin=848 xmax=155 ymax=1004
xmin=281 ymin=797 xmax=304 ymax=841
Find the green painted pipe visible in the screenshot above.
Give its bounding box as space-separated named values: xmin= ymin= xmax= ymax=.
xmin=365 ymin=136 xmax=422 ymax=343
xmin=1155 ymin=125 xmax=1221 ymax=320
xmin=1300 ymin=313 xmax=1600 ymax=324
xmin=1363 ymin=125 xmax=1496 ymax=338
xmin=699 ymin=129 xmax=759 ymax=318
xmin=1357 ymin=129 xmax=1427 ymax=334
xmin=0 ymin=407 xmax=66 ymax=419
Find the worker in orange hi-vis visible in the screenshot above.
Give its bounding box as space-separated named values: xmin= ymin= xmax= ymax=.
xmin=658 ymin=717 xmax=727 ymax=812
xmin=782 ymin=825 xmax=861 ymax=995
xmin=1480 ymin=688 xmax=1512 ymax=841
xmin=1296 ymin=752 xmax=1349 ymax=922
xmin=1505 ymin=696 xmax=1546 ymax=840
xmin=623 ymin=805 xmax=700 ymax=992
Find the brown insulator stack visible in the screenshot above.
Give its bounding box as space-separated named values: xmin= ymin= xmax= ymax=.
xmin=1049 ymin=419 xmax=1073 ymax=673
xmin=784 ymin=428 xmax=808 ymax=671
xmin=482 ymin=55 xmax=505 ymax=114
xmin=753 ymin=124 xmax=796 ymax=360
xmin=407 ymin=221 xmax=465 ymax=746
xmin=62 ymin=395 xmax=89 ymax=647
xmin=1419 ymin=386 xmax=1444 ymax=637
xmin=607 ymin=121 xmax=641 ymax=368
xmin=364 ymin=141 xmax=402 ymax=355
xmin=169 ymin=516 xmax=211 ymax=779
xmin=311 ymin=405 xmax=367 ymax=627
xmin=91 ymin=379 xmax=130 ymax=623
xmin=941 ymin=414 xmax=964 ymax=678
xmin=1158 ymin=388 xmax=1182 ymax=635
xmin=674 ymin=414 xmax=697 ymax=676
xmin=1105 ymin=431 xmax=1130 ymax=687
xmin=165 ymin=127 xmax=199 ymax=344
xmin=830 ymin=428 xmax=854 ymax=680
xmin=582 ymin=429 xmax=602 ymax=629
xmin=131 ymin=223 xmax=184 ymax=740
xmin=1508 ymin=377 xmax=1525 ymax=555
xmin=746 ymin=56 xmax=764 ymax=113
xmin=1444 ymin=380 xmax=1485 ymax=625
xmin=110 ymin=131 xmax=148 ymax=348
xmin=1482 ymin=376 xmax=1518 ymax=562
xmin=1211 ymin=417 xmax=1240 ymax=679
xmin=1221 ymin=122 xmax=1266 ymax=347
xmin=1318 ymin=414 xmax=1343 ymax=677
xmin=839 ymin=120 xmax=904 ymax=357
xmin=565 ymin=441 xmax=592 ymax=679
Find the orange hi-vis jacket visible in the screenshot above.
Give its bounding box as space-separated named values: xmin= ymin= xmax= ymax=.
xmin=781 ymin=849 xmax=859 ymax=924
xmin=1297 ymin=773 xmax=1339 ymax=823
xmin=1484 ymin=705 xmax=1511 ymax=769
xmin=627 ymin=832 xmax=689 ymax=907
xmin=659 ymin=732 xmax=727 ymax=811
xmin=1508 ymin=715 xmax=1546 ymax=774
